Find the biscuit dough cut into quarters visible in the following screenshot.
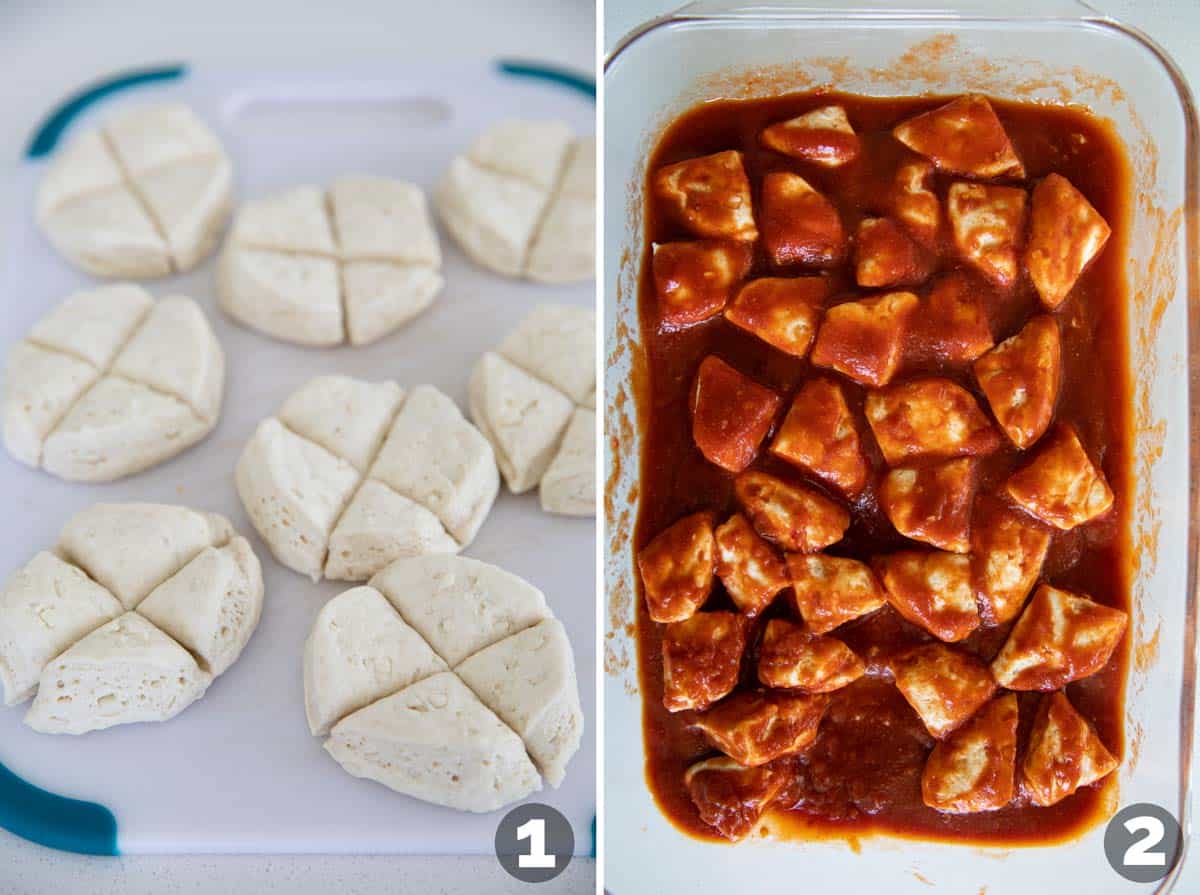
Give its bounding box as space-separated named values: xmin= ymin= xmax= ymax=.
xmin=36 ymin=103 xmax=233 ymax=278
xmin=236 ymin=376 xmax=499 ymax=582
xmin=0 ymin=503 xmax=263 ymax=734
xmin=304 ymin=554 xmax=583 ymax=811
xmin=435 ymin=121 xmax=595 ymax=283
xmin=218 ymin=176 xmax=443 ymax=346
xmin=468 ymin=304 xmax=597 ymax=515
xmin=2 ymin=284 xmax=224 ymax=482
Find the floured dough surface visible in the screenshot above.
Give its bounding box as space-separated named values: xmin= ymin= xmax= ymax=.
xmin=236 ymin=377 xmax=498 ymax=582
xmin=435 ymin=121 xmax=594 ymax=283
xmin=36 ymin=103 xmax=232 ymax=277
xmin=469 ymin=304 xmax=596 ymax=514
xmin=219 ymin=176 xmax=443 ymax=346
xmin=306 ymin=554 xmax=582 ymax=810
xmin=3 ymin=284 xmax=224 ymax=482
xmin=0 ymin=503 xmax=264 ymax=734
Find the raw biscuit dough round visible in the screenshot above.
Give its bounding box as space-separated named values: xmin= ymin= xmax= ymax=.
xmin=435 ymin=121 xmax=595 ymax=283
xmin=468 ymin=304 xmax=596 ymax=515
xmin=218 ymin=176 xmax=443 ymax=346
xmin=236 ymin=376 xmax=498 ymax=583
xmin=0 ymin=503 xmax=264 ymax=734
xmin=2 ymin=284 xmax=224 ymax=481
xmin=304 ymin=554 xmax=583 ymax=811
xmin=36 ymin=103 xmax=233 ymax=278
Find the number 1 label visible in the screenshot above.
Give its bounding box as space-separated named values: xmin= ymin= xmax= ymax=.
xmin=517 ymin=817 xmax=557 ymax=869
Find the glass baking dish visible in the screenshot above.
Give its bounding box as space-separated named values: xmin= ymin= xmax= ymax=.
xmin=602 ymin=3 xmax=1199 ymax=893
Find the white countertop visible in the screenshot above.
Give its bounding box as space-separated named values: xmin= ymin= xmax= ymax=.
xmin=0 ymin=1 xmax=595 ymax=893
xmin=604 ymin=1 xmax=1199 ymax=892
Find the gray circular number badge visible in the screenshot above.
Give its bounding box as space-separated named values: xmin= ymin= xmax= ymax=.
xmin=1103 ymin=802 xmax=1182 ymax=883
xmin=495 ymin=803 xmax=575 ymax=883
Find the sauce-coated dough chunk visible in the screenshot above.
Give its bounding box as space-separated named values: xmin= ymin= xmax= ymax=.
xmin=691 ymin=357 xmax=782 ymax=473
xmin=893 ymin=95 xmax=1025 ymax=180
xmin=947 ymin=182 xmax=1027 ymax=288
xmin=854 ymin=217 xmax=930 ymax=288
xmin=890 ymin=643 xmax=996 ymax=739
xmin=991 ymin=584 xmax=1127 ymax=690
xmin=787 ymin=553 xmax=886 ymax=634
xmin=734 ymin=470 xmax=850 ymax=553
xmin=661 ymin=611 xmax=749 ymax=712
xmin=724 ymin=277 xmax=828 ymax=358
xmin=713 ymin=514 xmax=789 ymax=618
xmin=692 ymin=690 xmax=829 ymax=766
xmin=770 ymin=377 xmax=870 ymax=496
xmin=760 ymin=105 xmax=860 ymax=167
xmin=865 ymin=377 xmax=1000 ymax=466
xmin=653 ymin=240 xmax=753 ymax=330
xmin=685 ymin=756 xmax=791 ymax=841
xmin=1027 ymin=173 xmax=1111 ymax=310
xmin=1022 ymin=691 xmax=1118 ymax=807
xmin=757 ymin=619 xmax=864 ymax=693
xmin=974 ymin=315 xmax=1062 ymax=449
xmin=810 ymin=291 xmax=919 ymax=388
xmin=1004 ymin=424 xmax=1114 ymax=530
xmin=970 ymin=500 xmax=1052 ymax=625
xmin=921 ymin=693 xmax=1018 ymax=814
xmin=653 ymin=150 xmax=758 ymax=241
xmin=879 ymin=458 xmax=977 ymax=553
xmin=638 ymin=511 xmax=716 ymax=624
xmin=876 ymin=550 xmax=979 ymax=642
xmin=761 ymin=172 xmax=846 ymax=268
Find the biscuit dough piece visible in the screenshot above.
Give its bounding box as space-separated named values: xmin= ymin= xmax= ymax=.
xmin=324 ymin=672 xmax=542 ymax=813
xmin=58 ymin=502 xmax=233 ymax=610
xmin=436 ymin=121 xmax=594 ymax=282
xmin=787 ymin=553 xmax=887 ymax=634
xmin=456 ymin=618 xmax=583 ymax=787
xmin=0 ymin=552 xmax=122 ymax=706
xmin=303 ymin=585 xmax=447 ymax=736
xmin=0 ymin=503 xmax=263 ymax=734
xmin=1004 ymin=424 xmax=1114 ymax=530
xmin=692 ymin=689 xmax=829 ymax=766
xmin=220 ymin=176 xmax=443 ymax=346
xmin=470 ymin=304 xmax=597 ymax=514
xmin=810 ymin=292 xmax=920 ymax=388
xmin=36 ymin=103 xmax=232 ymax=277
xmin=539 ymin=408 xmax=595 ymax=517
xmin=24 ymin=612 xmax=212 ymax=735
xmin=309 ymin=555 xmax=584 ymax=807
xmin=4 ymin=285 xmax=224 ymax=481
xmin=1027 ymin=174 xmax=1111 ymax=310
xmin=136 ymin=537 xmax=264 ymax=677
xmin=371 ymin=555 xmax=549 ymax=668
xmin=876 ymin=550 xmax=980 ymax=642
xmin=237 ymin=378 xmax=499 ymax=582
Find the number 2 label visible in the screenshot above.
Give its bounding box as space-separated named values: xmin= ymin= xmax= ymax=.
xmin=517 ymin=817 xmax=557 ymax=869
xmin=1123 ymin=815 xmax=1167 ymax=867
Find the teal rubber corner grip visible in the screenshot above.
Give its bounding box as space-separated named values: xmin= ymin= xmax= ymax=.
xmin=25 ymin=63 xmax=187 ymax=160
xmin=0 ymin=760 xmax=117 ymax=856
xmin=496 ymin=59 xmax=595 ymax=101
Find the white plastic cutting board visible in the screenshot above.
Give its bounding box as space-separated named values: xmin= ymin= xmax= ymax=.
xmin=0 ymin=61 xmax=595 ymax=855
